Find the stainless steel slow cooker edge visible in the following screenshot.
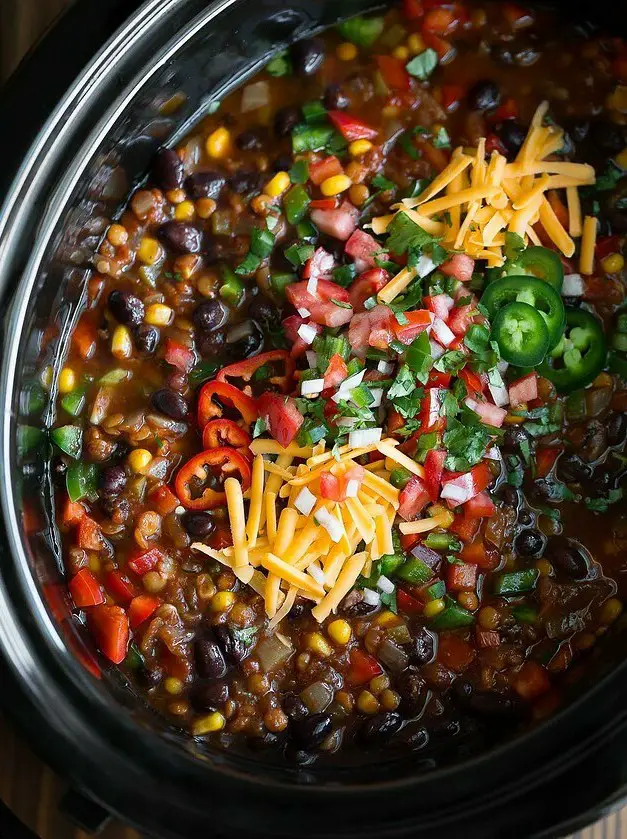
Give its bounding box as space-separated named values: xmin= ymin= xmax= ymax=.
xmin=1 ymin=1 xmax=627 ymax=837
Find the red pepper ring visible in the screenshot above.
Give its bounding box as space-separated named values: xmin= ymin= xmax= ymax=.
xmin=175 ymin=447 xmax=252 ymax=510
xmin=197 ymin=380 xmax=258 ymax=430
xmin=216 ymin=350 xmax=295 ymax=395
xmin=202 ymin=418 xmax=252 ymax=453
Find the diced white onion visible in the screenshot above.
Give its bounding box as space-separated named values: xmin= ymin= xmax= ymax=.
xmin=562 ymin=273 xmax=585 ymax=297
xmin=332 ymin=369 xmax=366 ymax=402
xmin=377 ymin=360 xmax=394 ymax=374
xmin=485 ymin=445 xmax=502 ymax=461
xmin=348 ymin=428 xmax=382 ymax=447
xmin=440 ymin=482 xmax=469 ymax=504
xmin=362 ymin=588 xmax=381 ymax=606
xmin=488 ymin=383 xmax=509 ymax=407
xmin=335 ymin=417 xmax=359 ymax=428
xmin=431 ymin=317 xmax=456 ymax=347
xmin=442 ymin=294 xmax=456 ymax=312
xmin=241 ymin=80 xmax=270 ymax=113
xmin=377 ymin=574 xmax=395 ymax=594
xmin=497 ymin=360 xmax=509 ymax=375
xmin=301 ymin=377 xmax=325 ymax=396
xmin=430 ymin=339 xmax=445 ymax=359
xmin=308 ymin=561 xmax=325 ymax=584
xmin=369 ymin=388 xmax=383 ymax=408
xmin=297 ymin=307 xmax=311 ymax=318
xmin=314 ymin=508 xmax=344 ymax=543
xmin=305 ymin=351 xmax=318 ymax=369
xmin=416 ymin=254 xmax=436 ymax=278
xmin=345 ymin=479 xmax=360 ymax=498
xmin=295 ymin=487 xmax=317 ymax=516
xmin=297 ymin=323 xmax=319 ymax=345
xmin=226 ymin=320 xmax=254 ymax=343
xmin=306 ymin=276 xmax=318 ymax=295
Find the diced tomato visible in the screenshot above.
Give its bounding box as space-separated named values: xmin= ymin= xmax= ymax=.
xmin=465 ymin=396 xmax=507 ymax=428
xmin=283 ymin=314 xmax=322 ymax=358
xmin=420 ymin=388 xmax=446 ymax=433
xmin=441 ymin=462 xmax=493 ymax=506
xmin=424 ymin=448 xmax=446 ymax=502
xmin=320 ymin=471 xmax=343 ymax=501
xmin=447 ymin=561 xmax=478 ymax=592
xmin=72 ymin=319 xmax=97 ymax=360
xmin=392 ymin=309 xmax=434 ymax=344
xmin=492 ymin=97 xmax=519 ymax=122
xmin=386 ymin=408 xmax=406 ymax=436
xmin=513 ymin=661 xmax=551 ymax=701
xmin=105 ymin=570 xmax=138 ymax=605
xmin=348 ymin=305 xmax=396 ymax=358
xmin=128 ymin=594 xmax=161 ymax=629
xmin=164 ymin=339 xmax=195 ymax=373
xmin=476 ymin=629 xmax=501 ymax=649
xmin=465 ymin=491 xmax=495 ymax=518
xmin=310 ymin=201 xmax=359 ymax=241
xmin=596 ymin=235 xmax=622 ymax=262
xmin=149 ymin=484 xmax=180 ymax=516
xmin=375 ymin=55 xmax=411 ymax=91
xmin=427 ymin=369 xmax=452 ymax=389
xmin=323 ymin=353 xmax=349 ymax=390
xmin=460 ymin=538 xmax=499 ymax=570
xmin=458 ymin=367 xmax=485 ymax=396
xmin=302 ymin=246 xmax=335 ymax=280
xmin=485 ymin=133 xmax=508 ymax=156
xmin=348 ymin=649 xmax=383 ymax=684
xmin=447 ymin=303 xmax=474 ymax=337
xmin=68 ymin=568 xmax=105 ymax=608
xmin=536 ymin=446 xmax=562 ymax=479
xmin=397 ymin=587 xmax=424 ymax=615
xmin=422 ymin=6 xmax=458 ymax=35
xmin=403 ymin=0 xmax=424 ymax=19
xmin=309 ymin=155 xmax=343 ymax=186
xmin=441 ymin=84 xmax=465 ymax=113
xmin=328 ymin=110 xmax=378 ymax=141
xmin=399 ymin=475 xmax=431 ymax=521
xmin=424 ymin=293 xmax=454 ymax=320
xmin=421 ymin=31 xmax=456 ymax=62
xmin=62 ymin=498 xmax=85 ymax=527
xmin=309 ymin=197 xmax=339 ymax=210
xmin=286 ymin=279 xmax=353 ymax=328
xmin=441 ymin=253 xmax=475 ymax=283
xmin=400 ymin=532 xmax=421 ymax=552
xmin=348 ymin=268 xmax=390 ymax=312
xmin=77 ymin=516 xmax=104 ymax=551
xmin=508 ymin=372 xmax=538 ymax=407
xmin=257 ymin=392 xmax=304 ymax=448
xmin=89 ymin=605 xmax=130 ymax=665
xmin=437 ymin=634 xmax=475 ymax=672
xmin=450 ymin=510 xmax=481 ymax=543
xmin=128 ymin=547 xmax=164 ymax=577
xmin=345 ymin=229 xmax=382 ymax=272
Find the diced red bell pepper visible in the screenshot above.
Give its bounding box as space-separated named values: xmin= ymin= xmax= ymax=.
xmin=77 ymin=516 xmax=104 ymax=551
xmin=421 ymin=31 xmax=455 ymax=62
xmin=503 ymin=2 xmax=535 ymax=30
xmin=450 ymin=510 xmax=481 ymax=543
xmin=309 ymin=155 xmax=343 ymax=186
xmin=348 ymin=648 xmax=383 ymax=684
xmin=422 ymin=6 xmax=458 ymax=35
xmin=535 ymin=446 xmax=562 ymax=479
xmin=441 ymin=84 xmax=465 ymax=113
xmin=283 ymin=315 xmax=323 ymax=359
xmin=128 ymin=547 xmax=165 ymax=577
xmin=164 ymin=338 xmax=195 ymax=373
xmin=595 ymin=235 xmax=621 ymax=262
xmin=465 ymin=396 xmax=507 ymax=428
xmin=447 ymin=303 xmax=474 ymax=337
xmin=392 ymin=309 xmax=434 ymax=344
xmin=128 ymin=594 xmax=161 ymax=629
xmin=446 ymin=561 xmax=478 ymax=592
xmin=397 ymin=587 xmax=424 ymax=615
xmin=328 ymin=110 xmax=378 ymax=142
xmin=513 ymin=661 xmax=551 ymax=701
xmin=72 ymin=319 xmax=97 ymax=360
xmin=465 ymin=491 xmax=495 ymax=518
xmin=420 ymin=387 xmax=446 ymax=433
xmin=424 ymin=448 xmax=446 ymax=502
xmin=476 ymin=629 xmax=501 ymax=649
xmin=310 ymin=201 xmax=359 ymax=241
xmin=257 ymin=392 xmax=304 ymax=448
xmin=427 ymin=369 xmax=452 ymax=389
xmin=485 ymin=133 xmax=508 ymax=156
xmin=62 ymin=498 xmax=86 ymax=527
xmin=324 ymin=353 xmax=349 ymax=390
xmin=309 ymin=197 xmax=339 ymax=210
xmin=148 ymin=484 xmax=180 ymax=516
xmin=492 ymin=97 xmax=519 ymax=122
xmin=460 ymin=538 xmax=499 ymax=570
xmin=105 ymin=570 xmax=138 ymax=605
xmin=286 ymin=279 xmax=353 ymax=328
xmin=403 ymin=0 xmax=424 ymax=19
xmin=345 ymin=229 xmax=382 ymax=272
xmin=89 ymin=604 xmax=130 ymax=665
xmin=440 ymin=253 xmax=475 ymax=283
xmin=349 ymin=268 xmax=390 ymax=312
xmin=399 ymin=475 xmax=431 ymax=521
xmin=437 ymin=635 xmax=475 ymax=672
xmin=375 ymin=55 xmax=412 ymax=91
xmin=68 ymin=568 xmax=105 ymax=608
xmin=458 ymin=367 xmax=485 ymax=396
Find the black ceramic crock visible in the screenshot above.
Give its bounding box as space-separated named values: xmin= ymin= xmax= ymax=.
xmin=1 ymin=1 xmax=627 ymax=837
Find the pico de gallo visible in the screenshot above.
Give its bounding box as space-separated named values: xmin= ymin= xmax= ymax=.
xmin=49 ymin=0 xmax=627 ymax=762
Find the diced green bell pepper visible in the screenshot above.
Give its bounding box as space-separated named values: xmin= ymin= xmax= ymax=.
xmin=493 ymin=568 xmax=539 ymax=596
xmin=284 ymin=185 xmax=310 ymax=225
xmin=61 ymin=385 xmax=88 ymax=417
xmin=66 ymin=461 xmax=99 ymax=502
xmin=50 ymin=425 xmax=82 ymax=459
xmin=395 ymin=556 xmax=433 ymax=586
xmin=431 ymin=598 xmax=475 ymax=629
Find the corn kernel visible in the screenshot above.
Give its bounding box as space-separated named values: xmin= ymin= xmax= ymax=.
xmin=478 ymin=606 xmax=500 ymax=630
xmin=206 ymin=126 xmax=231 ymax=159
xmin=407 ymin=33 xmax=425 ymax=54
xmin=41 ymin=365 xmax=53 ymax=390
xmin=458 ymin=591 xmax=479 ymax=611
xmin=196 ymin=197 xmax=217 ymax=218
xmin=600 ymin=597 xmax=623 ymax=625
xmin=210 ymin=591 xmax=236 ymax=612
xmin=145 ymin=303 xmax=173 ymax=327
xmin=88 ymin=553 xmax=101 ymax=573
xmin=428 ymin=506 xmax=454 ymax=528
xmin=58 ymin=367 xmax=76 ymax=394
xmin=164 ymin=677 xmax=184 ymax=696
xmin=601 ymin=253 xmax=625 ymax=274
xmin=306 ymin=631 xmax=333 ymax=658
xmin=192 ymin=711 xmax=226 ymax=736
xmin=321 ymin=174 xmax=352 ymax=197
xmin=423 ymin=598 xmax=446 ymax=618
xmin=128 ymin=448 xmax=152 ymax=473
xmin=380 ymin=688 xmax=401 ymax=711
xmin=392 ymin=45 xmax=409 ymax=61
xmin=504 ymin=409 xmax=527 ymax=424
xmin=336 ymin=42 xmax=358 ymax=61
xmin=374 ymin=610 xmax=402 ymax=628
xmin=264 ymin=171 xmax=291 ymax=198
xmin=349 ymin=183 xmax=370 ymax=206
xmin=369 ymin=674 xmax=390 ymax=695
xmin=348 ymin=139 xmax=373 ymax=158
xmin=616 ymin=147 xmax=627 ymax=171
xmin=357 ymin=690 xmax=379 ymax=715
xmin=536 ymin=558 xmax=553 ymax=577
xmin=174 ymin=200 xmax=195 ymax=221
xmin=107 ymin=224 xmax=128 ymax=247
xmin=111 ymin=325 xmax=133 ymax=359
xmin=327 ymin=619 xmax=352 ymax=645
xmin=137 ymin=237 xmax=163 ymax=266
xmin=166 ymin=188 xmax=186 ymax=204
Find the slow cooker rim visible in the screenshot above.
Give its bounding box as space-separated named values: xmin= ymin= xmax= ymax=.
xmin=1 ymin=0 xmax=627 ymax=835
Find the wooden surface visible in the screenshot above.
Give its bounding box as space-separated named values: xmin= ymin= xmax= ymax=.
xmin=0 ymin=1 xmax=625 ymax=837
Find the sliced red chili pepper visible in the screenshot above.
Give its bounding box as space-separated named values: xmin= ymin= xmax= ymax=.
xmin=375 ymin=55 xmax=411 ymax=91
xmin=309 ymin=197 xmax=339 ymax=210
xmin=217 ymin=350 xmax=295 ymax=396
xmin=202 ymin=418 xmax=252 ymax=452
xmin=328 ymin=110 xmax=378 ymax=141
xmin=175 ymin=447 xmax=252 ymax=510
xmin=128 ymin=594 xmax=161 ymax=629
xmin=197 ymin=380 xmax=258 ymax=429
xmin=89 ymin=605 xmax=130 ymax=665
xmin=68 ymin=568 xmax=105 ymax=608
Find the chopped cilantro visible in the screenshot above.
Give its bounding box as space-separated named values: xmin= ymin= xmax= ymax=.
xmin=332 ymin=264 xmax=357 ymax=287
xmin=289 ymin=159 xmax=309 ymax=184
xmin=444 ymin=415 xmax=491 ymax=471
xmin=432 ymin=125 xmax=451 ymax=149
xmin=434 ymin=350 xmax=466 ymax=374
xmin=405 ymin=48 xmax=439 ymax=80
xmin=405 ymin=331 xmax=433 ymax=384
xmin=252 ymin=417 xmax=268 ymax=438
xmin=390 ymin=387 xmax=424 ymax=419
xmin=331 ymin=298 xmax=352 ymax=309
xmin=371 ymin=174 xmax=397 ymax=192
xmin=386 ymin=211 xmax=440 ymax=257
xmin=388 ymin=364 xmax=416 ymax=399
xmin=266 ymin=51 xmax=292 ymax=77
xmin=464 ymin=323 xmax=491 ymax=354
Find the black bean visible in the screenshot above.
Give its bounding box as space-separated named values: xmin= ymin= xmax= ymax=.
xmin=452 ymin=679 xmax=473 ymax=704
xmin=152 ymin=148 xmax=184 ymax=191
xmin=514 ymin=46 xmax=539 ymax=66
xmin=193 ymin=299 xmax=227 ymax=332
xmin=99 ymin=465 xmax=127 ymax=496
xmin=558 ymin=454 xmax=592 ymax=483
xmin=547 ymin=539 xmax=588 ymax=579
xmin=323 ymin=83 xmax=349 ymax=111
xmin=235 ymin=129 xmax=265 ymax=151
xmin=108 ymin=290 xmax=144 ymax=327
xmin=517 ymin=508 xmax=533 ymax=527
xmin=408 ymin=626 xmax=436 ymax=666
xmin=495 ymin=120 xmax=527 ymax=159
xmin=289 ymin=713 xmax=333 ymax=749
xmin=502 ymin=424 xmax=530 ymax=454
xmin=136 ymin=665 xmax=164 ymax=688
xmin=274 ymin=106 xmax=301 ymax=138
xmin=229 ymin=322 xmax=264 ymax=360
xmin=468 ymin=693 xmax=518 ymax=718
xmin=283 ymin=694 xmax=309 ymax=722
xmin=579 ymin=419 xmax=607 ymax=462
xmin=530 ymin=478 xmax=559 ymax=502
xmin=272 ymin=154 xmax=293 ymax=173
xmin=607 ymin=413 xmax=627 ymax=447
xmin=290 ymin=37 xmax=325 ymax=76
xmin=515 ymin=529 xmax=545 ymax=557
xmin=396 ymin=668 xmax=428 ymax=714
xmin=249 ymin=732 xmax=280 ymax=751
xmin=287 ymin=599 xmax=311 ymax=621
xmin=133 ymin=324 xmax=159 ymax=355
xmin=51 ymin=457 xmax=68 ymax=488
xmin=198 ymin=329 xmax=226 ymax=358
xmin=214 ymin=624 xmax=252 ymax=663
xmin=498 ymin=483 xmax=519 ymax=509
xmin=569 ymin=120 xmax=590 ymax=144
xmin=181 ymin=511 xmax=215 ymax=539
xmin=359 ymin=712 xmax=402 ymax=745
xmin=284 ymin=746 xmax=318 ymax=765
xmin=589 ymin=121 xmax=627 ymax=155
xmin=190 ymin=680 xmax=229 ymax=712
xmin=247 ymin=295 xmax=279 ymax=328
xmin=185 ymin=171 xmax=225 ymax=200
xmin=157 ymin=221 xmax=202 ymax=254
xmin=493 ymin=46 xmax=514 ymax=66
xmin=229 ymin=170 xmax=262 ymax=195
xmin=150 ymin=388 xmax=188 ymax=420
xmin=468 ymin=80 xmax=501 ymax=112
xmin=592 ymin=467 xmax=616 ymax=494
xmin=194 ymin=635 xmax=227 ymax=679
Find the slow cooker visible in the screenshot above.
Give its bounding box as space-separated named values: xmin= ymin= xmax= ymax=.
xmin=1 ymin=0 xmax=627 ymax=836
